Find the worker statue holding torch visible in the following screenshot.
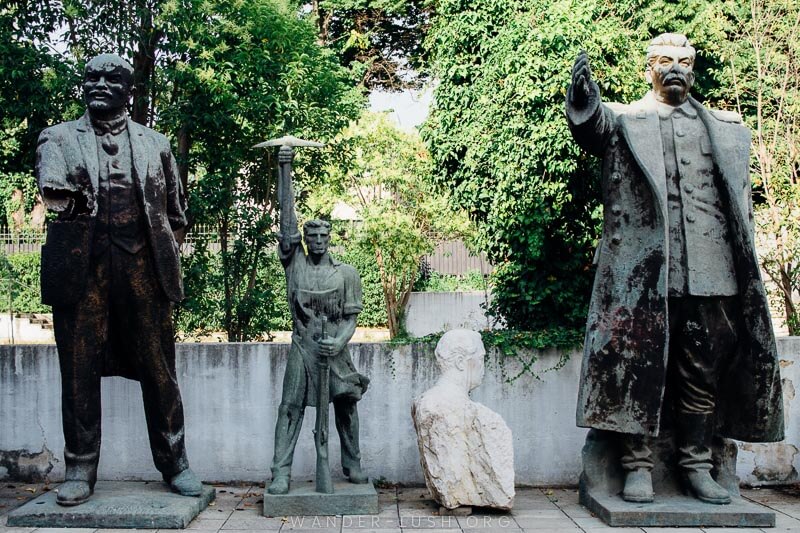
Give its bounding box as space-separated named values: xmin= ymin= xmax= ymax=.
xmin=258 ymin=137 xmax=370 ymax=495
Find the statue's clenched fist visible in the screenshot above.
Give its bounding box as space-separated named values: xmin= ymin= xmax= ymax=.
xmin=569 ymin=50 xmax=598 ymax=109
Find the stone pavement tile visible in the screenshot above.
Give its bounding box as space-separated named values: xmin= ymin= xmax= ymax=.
xmin=30 ymin=527 xmax=97 ymax=533
xmin=553 ymin=505 xmax=594 ymax=518
xmin=772 ymin=513 xmax=800 ymax=529
xmin=509 ymin=501 xmax=561 ymax=512
xmin=522 ymin=524 xmax=582 ymax=533
xmin=456 ymin=515 xmax=516 ymax=530
xmin=463 ymin=529 xmax=520 ymax=533
xmin=641 ymin=529 xmax=705 ymax=533
xmin=774 ymin=507 xmax=800 ymax=520
xmin=341 ymin=529 xmax=401 ymax=533
xmin=279 ymin=529 xmax=340 ymax=533
xmin=188 ymin=518 xmax=227 ymax=530
xmin=700 ymin=529 xmax=765 ymax=533
xmin=571 ymin=516 xmax=609 ymax=529
xmin=540 ymin=489 xmax=579 ymax=504
xmin=400 ymin=529 xmax=460 ymax=533
xmin=94 ymin=529 xmax=157 ymax=533
xmin=508 ymin=510 xmax=563 ymax=519
xmin=512 ymin=517 xmax=578 ymax=529
xmin=222 ymin=516 xmax=286 ymax=530
xmin=341 ymin=516 xmax=398 ymax=529
xmin=584 ymin=526 xmax=642 ymax=533
xmin=397 ymin=516 xmax=460 ymax=530
xmin=0 ymin=528 xmax=37 ymax=533
xmin=200 ymin=508 xmax=236 ymax=520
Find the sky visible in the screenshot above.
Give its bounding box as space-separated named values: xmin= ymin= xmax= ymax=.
xmin=368 ymin=87 xmax=433 ymax=132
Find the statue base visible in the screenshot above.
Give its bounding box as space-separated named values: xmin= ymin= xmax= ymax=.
xmin=579 ymin=429 xmax=774 ymax=527
xmin=262 ymin=480 xmax=378 ymax=516
xmin=7 ymin=481 xmax=215 ymax=529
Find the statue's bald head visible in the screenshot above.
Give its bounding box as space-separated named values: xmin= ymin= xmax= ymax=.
xmin=85 ymin=54 xmax=134 ymax=83
xmin=83 ymin=53 xmax=134 ymax=117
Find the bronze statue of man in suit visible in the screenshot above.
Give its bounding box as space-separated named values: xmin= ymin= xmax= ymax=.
xmin=566 ymin=34 xmax=783 ymax=504
xmin=36 ymin=54 xmax=202 ymax=505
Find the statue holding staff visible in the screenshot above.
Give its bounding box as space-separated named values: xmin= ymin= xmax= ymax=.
xmin=258 ymin=137 xmax=370 ymax=495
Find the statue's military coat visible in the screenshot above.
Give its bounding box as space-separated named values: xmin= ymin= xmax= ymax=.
xmin=567 ymin=92 xmax=783 ymax=442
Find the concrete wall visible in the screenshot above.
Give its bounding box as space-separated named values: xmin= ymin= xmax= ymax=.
xmin=1 ymin=338 xmax=799 ymax=486
xmin=405 ymin=292 xmax=494 ymax=337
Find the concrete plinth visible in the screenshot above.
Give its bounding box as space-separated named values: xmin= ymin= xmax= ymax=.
xmin=7 ymin=481 xmax=215 ymax=528
xmin=262 ymin=481 xmax=378 ymax=516
xmin=581 ymin=489 xmax=775 ymax=527
xmin=579 ymin=428 xmax=775 ymax=527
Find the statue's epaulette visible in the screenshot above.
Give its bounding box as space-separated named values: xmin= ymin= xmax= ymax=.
xmin=710 ymin=109 xmax=743 ymax=124
xmin=606 ymin=102 xmax=629 ymax=114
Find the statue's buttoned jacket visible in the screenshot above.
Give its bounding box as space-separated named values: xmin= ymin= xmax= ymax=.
xmin=566 ymin=91 xmax=783 ymax=442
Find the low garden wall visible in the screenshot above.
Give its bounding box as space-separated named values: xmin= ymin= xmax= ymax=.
xmin=1 ymin=338 xmax=799 ymax=486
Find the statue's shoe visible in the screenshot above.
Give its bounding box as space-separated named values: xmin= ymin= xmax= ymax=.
xmin=56 ymin=480 xmax=93 ymax=506
xmin=622 ymin=469 xmax=654 ymax=503
xmin=268 ymin=476 xmax=290 ymax=495
xmin=684 ymin=471 xmax=731 ymax=505
xmin=344 ymin=466 xmax=368 ymax=484
xmin=169 ymin=468 xmax=203 ymax=497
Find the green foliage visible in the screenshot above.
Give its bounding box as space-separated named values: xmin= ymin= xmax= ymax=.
xmin=413 ymin=269 xmax=488 ymax=292
xmin=0 ymin=253 xmax=49 ymax=314
xmin=422 ymin=0 xmax=747 ymax=334
xmin=305 ymin=0 xmax=431 ymax=90
xmin=423 ymin=0 xmax=646 ymax=332
xmin=308 ymin=111 xmax=473 ymax=337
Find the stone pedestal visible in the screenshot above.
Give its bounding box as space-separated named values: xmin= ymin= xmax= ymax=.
xmin=7 ymin=481 xmax=215 ymax=529
xmin=579 ymin=429 xmax=775 ymax=527
xmin=262 ymin=480 xmax=378 ymax=516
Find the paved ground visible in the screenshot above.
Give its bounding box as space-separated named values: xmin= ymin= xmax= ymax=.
xmin=3 ymin=483 xmax=800 ymax=532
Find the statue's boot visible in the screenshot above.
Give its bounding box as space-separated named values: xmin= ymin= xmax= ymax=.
xmin=622 ymin=469 xmax=654 ymax=503
xmin=57 ymin=450 xmax=98 ymax=506
xmin=678 ymin=412 xmax=731 ymax=505
xmin=335 ymin=400 xmax=368 ymax=484
xmin=169 ymin=468 xmax=203 ymax=496
xmin=268 ymin=404 xmax=305 ymax=495
xmin=56 ymin=480 xmax=93 ymax=506
xmin=621 ymin=434 xmax=654 ymax=502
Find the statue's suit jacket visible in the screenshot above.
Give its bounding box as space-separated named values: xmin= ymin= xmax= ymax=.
xmin=566 ymin=91 xmax=783 ymax=443
xmin=36 ymin=112 xmax=187 ymax=306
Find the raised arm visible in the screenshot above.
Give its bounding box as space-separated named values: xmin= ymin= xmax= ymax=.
xmin=277 ymin=145 xmax=302 ymax=267
xmin=565 ymin=51 xmax=618 ymax=157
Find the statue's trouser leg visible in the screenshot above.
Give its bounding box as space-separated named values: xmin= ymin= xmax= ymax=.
xmin=53 ymin=248 xmax=111 ymax=487
xmin=109 ymin=245 xmax=189 ymax=480
xmin=669 ymin=296 xmax=737 ymax=503
xmin=620 ymin=435 xmax=654 ymax=472
xmin=270 ymin=351 xmax=307 ymax=481
xmin=333 ymin=399 xmax=362 ymax=474
xmin=620 ymin=434 xmax=654 ymax=501
xmin=669 ymin=296 xmax=738 ymax=469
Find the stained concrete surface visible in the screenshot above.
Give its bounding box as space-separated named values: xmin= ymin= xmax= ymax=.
xmin=2 ymin=482 xmax=800 ymax=532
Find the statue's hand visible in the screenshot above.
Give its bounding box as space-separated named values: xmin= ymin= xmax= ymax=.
xmin=318 ymin=338 xmax=337 ymax=358
xmin=278 ymin=146 xmax=293 ymax=164
xmin=570 ymin=50 xmax=597 ymax=109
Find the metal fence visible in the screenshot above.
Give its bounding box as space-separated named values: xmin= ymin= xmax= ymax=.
xmin=0 ymin=224 xmax=492 ymax=276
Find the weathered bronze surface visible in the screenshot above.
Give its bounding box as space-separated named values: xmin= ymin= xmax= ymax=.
xmin=36 ymin=54 xmax=202 ymax=505
xmin=566 ymin=34 xmax=783 ymax=506
xmin=261 ymin=140 xmax=369 ymax=496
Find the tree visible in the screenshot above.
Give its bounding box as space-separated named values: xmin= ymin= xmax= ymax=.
xmin=717 ymin=0 xmax=800 ymax=335
xmin=422 ymin=0 xmax=644 ymax=332
xmin=307 ymin=112 xmax=471 ymax=337
xmin=0 ymin=0 xmax=363 ymax=340
xmin=305 ymin=0 xmax=432 ymax=90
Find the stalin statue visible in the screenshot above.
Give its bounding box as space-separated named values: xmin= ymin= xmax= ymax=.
xmin=566 ymin=34 xmax=783 ymax=505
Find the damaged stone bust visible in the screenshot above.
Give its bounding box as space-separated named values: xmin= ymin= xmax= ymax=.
xmin=566 ymin=34 xmax=784 ymax=505
xmin=36 ymin=53 xmax=203 ymax=505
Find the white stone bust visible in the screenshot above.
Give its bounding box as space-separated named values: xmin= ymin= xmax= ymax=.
xmin=412 ymin=329 xmax=515 ymax=510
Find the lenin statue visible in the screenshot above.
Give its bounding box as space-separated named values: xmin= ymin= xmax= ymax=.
xmin=566 ymin=34 xmax=783 ymax=504
xmin=36 ymin=54 xmax=202 ymax=505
